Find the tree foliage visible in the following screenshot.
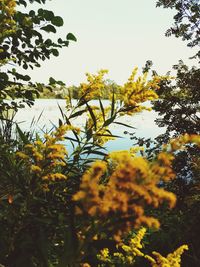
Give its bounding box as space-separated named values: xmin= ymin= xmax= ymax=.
xmin=154 ymin=60 xmax=200 ymax=136
xmin=0 ymin=0 xmax=76 ymax=113
xmin=156 ymin=0 xmax=200 ymax=60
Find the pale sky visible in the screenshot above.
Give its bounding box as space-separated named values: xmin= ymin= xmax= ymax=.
xmin=27 ymin=0 xmax=197 ymax=86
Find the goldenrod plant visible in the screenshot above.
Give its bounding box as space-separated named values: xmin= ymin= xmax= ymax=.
xmin=96 ymin=227 xmax=188 ymax=267
xmin=1 ymin=66 xmax=200 ymax=266
xmin=0 ymin=1 xmax=200 ymax=265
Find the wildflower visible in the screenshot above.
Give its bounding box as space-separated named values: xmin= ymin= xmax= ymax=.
xmin=122 ymin=245 xmax=132 ymax=252
xmin=15 ymin=125 xmax=69 ymax=182
xmin=97 ymin=248 xmax=110 ymax=262
xmin=42 ymin=173 xmax=67 ymax=181
xmin=73 ymin=150 xmax=177 ymax=237
xmin=130 ymin=228 xmax=146 ymax=249
xmin=16 ymin=152 xmax=29 ymax=159
xmin=30 ymin=165 xmax=42 ymax=173
xmin=80 ymin=69 xmax=108 ymax=100
xmin=117 ymin=68 xmax=165 ymax=115
xmin=147 ymin=245 xmax=188 ymax=267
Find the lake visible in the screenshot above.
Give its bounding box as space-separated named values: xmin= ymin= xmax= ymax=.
xmin=14 ymin=99 xmax=165 ymax=152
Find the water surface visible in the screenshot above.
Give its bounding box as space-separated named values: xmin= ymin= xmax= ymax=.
xmin=14 ymin=99 xmax=165 ymax=152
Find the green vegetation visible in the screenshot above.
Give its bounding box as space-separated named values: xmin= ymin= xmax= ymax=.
xmin=38 ymin=80 xmax=120 ymax=100
xmin=0 ymin=0 xmax=200 ymax=267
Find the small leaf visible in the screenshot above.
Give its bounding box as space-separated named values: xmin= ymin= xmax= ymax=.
xmin=41 ymin=25 xmax=56 ymax=33
xmin=51 ymin=16 xmax=64 ymax=27
xmin=66 ymin=33 xmax=77 ymax=42
xmin=58 ymin=38 xmax=63 ymax=44
xmin=49 ymin=77 xmax=56 ymax=85
xmin=51 ymin=49 xmax=59 ymax=57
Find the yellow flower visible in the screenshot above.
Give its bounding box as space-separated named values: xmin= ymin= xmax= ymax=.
xmin=15 ymin=125 xmax=69 ymax=182
xmin=97 ymin=248 xmax=110 ymax=262
xmin=42 ymin=173 xmax=67 ymax=181
xmin=116 ymin=67 xmax=165 ymax=115
xmin=122 ymin=245 xmax=132 ymax=252
xmin=80 ymin=69 xmax=108 ymax=100
xmin=30 ymin=165 xmax=42 ymax=173
xmin=130 ymin=228 xmax=146 ymax=249
xmin=146 ymin=245 xmax=189 ymax=267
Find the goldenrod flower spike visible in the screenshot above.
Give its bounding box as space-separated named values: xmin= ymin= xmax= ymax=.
xmin=146 ymin=245 xmax=189 ymax=267
xmin=80 ymin=69 xmax=108 ymax=100
xmin=15 ymin=125 xmax=73 ymax=181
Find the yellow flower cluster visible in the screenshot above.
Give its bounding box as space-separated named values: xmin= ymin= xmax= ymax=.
xmin=16 ymin=125 xmax=76 ymax=181
xmin=80 ymin=70 xmax=108 ymax=100
xmin=97 ymin=228 xmax=188 ymax=267
xmin=121 ymin=227 xmax=146 ymax=260
xmin=78 ymin=68 xmax=168 ymax=117
xmin=169 ymin=134 xmax=200 ymax=151
xmin=73 ymin=160 xmax=107 ymax=215
xmin=0 ymin=0 xmax=16 ymax=41
xmin=117 ymin=67 xmax=163 ymax=115
xmin=146 ymin=245 xmax=188 ymax=267
xmin=73 ymin=148 xmax=177 ymax=239
xmin=97 ymin=228 xmax=146 ymax=264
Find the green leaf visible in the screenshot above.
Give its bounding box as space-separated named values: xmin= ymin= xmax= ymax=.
xmin=43 ymin=10 xmax=54 ymax=21
xmin=69 ymin=109 xmax=86 ymax=119
xmin=86 ymin=127 xmax=93 ymax=141
xmin=64 ymin=136 xmax=81 ymax=143
xmin=51 ymin=49 xmax=59 ymax=57
xmin=19 ymin=0 xmax=27 ymax=7
xmin=66 ymin=33 xmax=77 ymax=42
xmin=103 ymin=115 xmax=116 ymax=127
xmin=49 ymin=77 xmax=56 ymax=85
xmin=51 ymin=16 xmax=64 ymax=27
xmin=41 ymin=25 xmax=56 ymax=33
xmin=16 ymin=124 xmax=29 ymax=144
xmin=99 ymin=99 xmax=105 ymax=122
xmin=58 ymin=38 xmax=63 ymax=44
xmin=82 ymin=150 xmax=107 ymax=157
xmin=24 ymin=75 xmax=31 ymax=81
xmin=96 ymin=133 xmax=122 ymax=138
xmin=113 ymin=121 xmax=136 ymax=129
xmin=85 ymin=102 xmax=97 ymax=130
